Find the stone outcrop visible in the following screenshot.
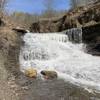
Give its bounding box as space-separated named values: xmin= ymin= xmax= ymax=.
xmin=81 ymin=23 xmax=100 ymax=55
xmin=12 ymin=27 xmax=29 ymax=35
xmin=30 ymin=2 xmax=100 ymax=33
xmin=82 ymin=23 xmax=100 ymax=43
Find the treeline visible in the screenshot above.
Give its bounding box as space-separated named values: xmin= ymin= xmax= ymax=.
xmin=0 ymin=0 xmax=7 ymax=11
xmin=0 ymin=0 xmax=67 ymax=28
xmin=9 ymin=10 xmax=67 ymax=28
xmin=1 ymin=0 xmax=100 ymax=28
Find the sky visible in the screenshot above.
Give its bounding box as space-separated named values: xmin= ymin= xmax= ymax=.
xmin=6 ymin=0 xmax=70 ymax=14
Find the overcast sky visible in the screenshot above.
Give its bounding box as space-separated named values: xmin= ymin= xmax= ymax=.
xmin=6 ymin=0 xmax=70 ymax=14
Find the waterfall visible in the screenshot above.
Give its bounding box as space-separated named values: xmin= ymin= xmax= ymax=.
xmin=66 ymin=28 xmax=82 ymax=43
xmin=19 ymin=31 xmax=100 ymax=93
xmin=22 ymin=33 xmax=68 ymax=43
xmin=20 ymin=33 xmax=69 ymax=62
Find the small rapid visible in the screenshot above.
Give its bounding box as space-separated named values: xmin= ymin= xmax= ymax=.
xmin=19 ymin=32 xmax=100 ymax=92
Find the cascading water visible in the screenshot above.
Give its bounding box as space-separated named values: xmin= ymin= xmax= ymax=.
xmin=19 ymin=31 xmax=100 ymax=92
xmin=66 ymin=28 xmax=82 ymax=43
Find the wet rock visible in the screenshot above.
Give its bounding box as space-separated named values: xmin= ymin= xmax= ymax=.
xmin=25 ymin=68 xmax=37 ymax=78
xmin=82 ymin=23 xmax=100 ymax=43
xmin=12 ymin=27 xmax=29 ymax=36
xmin=41 ymin=70 xmax=57 ymax=79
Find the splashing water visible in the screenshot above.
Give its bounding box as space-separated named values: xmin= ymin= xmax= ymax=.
xmin=19 ymin=32 xmax=100 ymax=92
xmin=66 ymin=28 xmax=82 ymax=43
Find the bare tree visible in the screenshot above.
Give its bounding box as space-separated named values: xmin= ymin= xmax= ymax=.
xmin=70 ymin=0 xmax=97 ymax=8
xmin=0 ymin=0 xmax=8 ymax=11
xmin=43 ymin=0 xmax=55 ymax=18
xmin=70 ymin=0 xmax=77 ymax=8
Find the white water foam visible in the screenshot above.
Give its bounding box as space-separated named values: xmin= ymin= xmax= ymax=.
xmin=19 ymin=32 xmax=100 ymax=92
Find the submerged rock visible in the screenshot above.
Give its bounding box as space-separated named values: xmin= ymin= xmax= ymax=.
xmin=41 ymin=70 xmax=57 ymax=79
xmin=25 ymin=68 xmax=37 ymax=78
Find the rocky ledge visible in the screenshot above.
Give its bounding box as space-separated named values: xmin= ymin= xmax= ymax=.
xmin=30 ymin=2 xmax=100 ymax=33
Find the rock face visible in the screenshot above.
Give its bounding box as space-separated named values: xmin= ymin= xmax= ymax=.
xmin=81 ymin=23 xmax=100 ymax=55
xmin=82 ymin=23 xmax=100 ymax=43
xmin=30 ymin=2 xmax=100 ymax=33
xmin=12 ymin=27 xmax=29 ymax=35
xmin=30 ymin=18 xmax=62 ymax=33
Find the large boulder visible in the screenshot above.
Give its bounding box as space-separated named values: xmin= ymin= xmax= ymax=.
xmin=41 ymin=70 xmax=57 ymax=79
xmin=25 ymin=68 xmax=37 ymax=78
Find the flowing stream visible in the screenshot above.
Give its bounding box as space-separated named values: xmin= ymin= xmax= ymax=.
xmin=19 ymin=30 xmax=100 ymax=93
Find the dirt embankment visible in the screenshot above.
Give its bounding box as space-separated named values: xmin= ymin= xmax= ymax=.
xmin=0 ymin=15 xmax=27 ymax=100
xmin=30 ymin=2 xmax=100 ymax=33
